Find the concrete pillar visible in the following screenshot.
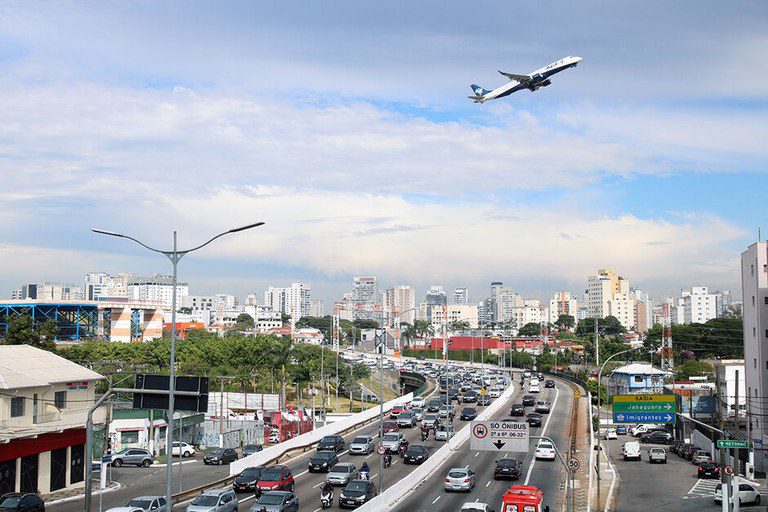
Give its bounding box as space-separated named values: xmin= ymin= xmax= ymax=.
xmin=142 ymin=309 xmax=163 ymax=341
xmin=110 ymin=307 xmax=132 ymax=342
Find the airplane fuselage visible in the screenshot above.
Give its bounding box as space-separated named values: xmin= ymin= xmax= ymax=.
xmin=472 ymin=55 xmax=582 ymax=102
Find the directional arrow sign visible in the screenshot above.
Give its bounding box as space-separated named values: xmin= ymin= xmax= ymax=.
xmin=717 ymin=439 xmax=749 ymax=449
xmin=470 ymin=420 xmax=529 ymax=452
xmin=612 ymin=412 xmax=675 ymax=423
xmin=612 ymin=394 xmax=676 ymax=415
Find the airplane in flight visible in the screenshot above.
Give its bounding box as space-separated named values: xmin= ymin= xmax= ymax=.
xmin=468 ymin=55 xmax=583 ymax=103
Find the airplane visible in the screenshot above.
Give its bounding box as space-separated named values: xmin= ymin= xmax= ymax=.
xmin=468 ymin=55 xmax=583 ymax=103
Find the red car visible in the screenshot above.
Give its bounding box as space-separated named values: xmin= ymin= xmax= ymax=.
xmin=390 ymin=405 xmax=407 ymax=418
xmin=382 ymin=421 xmax=400 ymax=433
xmin=256 ymin=465 xmax=295 ymax=494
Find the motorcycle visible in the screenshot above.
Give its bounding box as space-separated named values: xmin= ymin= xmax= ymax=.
xmin=421 ymin=429 xmax=429 ymax=441
xmin=383 ymin=453 xmax=392 ymax=468
xmin=398 ymin=440 xmax=409 ymax=457
xmin=320 ymin=491 xmax=333 ymax=510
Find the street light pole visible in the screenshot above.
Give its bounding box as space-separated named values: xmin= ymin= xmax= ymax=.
xmin=92 ymin=222 xmax=264 ymax=511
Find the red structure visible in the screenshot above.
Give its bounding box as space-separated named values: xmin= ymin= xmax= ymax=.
xmin=499 ymin=485 xmax=549 ymax=512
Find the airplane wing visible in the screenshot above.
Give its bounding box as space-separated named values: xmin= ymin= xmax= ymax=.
xmin=498 ymin=70 xmax=531 ymax=83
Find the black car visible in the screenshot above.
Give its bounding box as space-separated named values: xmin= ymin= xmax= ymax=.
xmin=640 ymin=431 xmax=673 ymax=444
xmin=447 ymin=389 xmax=461 ymax=402
xmin=427 ymin=399 xmax=442 ymax=412
xmin=339 ymin=480 xmax=377 ymax=509
xmin=403 ymin=445 xmax=429 ymax=464
xmin=526 ymin=413 xmax=542 ymax=427
xmin=317 ymin=435 xmax=345 ymax=452
xmin=203 ymin=448 xmax=238 ymax=465
xmin=309 ymin=451 xmax=339 ymax=472
xmin=510 ymin=404 xmax=525 ymax=416
xmin=522 ymin=395 xmax=536 ymax=406
xmin=233 ymin=466 xmax=267 ymax=492
xmin=493 ymin=457 xmax=522 ymax=480
xmin=242 ymin=444 xmax=263 ymax=457
xmin=670 ymin=441 xmax=685 ymax=455
xmin=544 ymin=380 xmax=555 ymax=388
xmin=460 ymin=407 xmax=477 ymax=420
xmin=698 ymin=461 xmax=720 ymax=479
xmin=476 ymin=395 xmax=492 ymax=406
xmin=0 ymin=493 xmax=45 ymax=512
xmin=462 ymin=390 xmax=478 ymax=403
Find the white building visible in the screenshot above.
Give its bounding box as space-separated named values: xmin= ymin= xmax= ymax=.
xmin=431 ymin=304 xmax=479 ymax=330
xmin=20 ymin=282 xmax=84 ymax=301
xmin=491 ymin=283 xmax=522 ymax=322
xmin=182 ymin=295 xmax=215 ymax=311
xmin=128 ymin=274 xmax=188 ymax=310
xmin=585 ymin=269 xmax=629 ymax=318
xmin=510 ymin=300 xmax=548 ymax=329
xmin=263 ymin=282 xmax=311 ymax=321
xmin=607 ymin=292 xmax=636 ymax=331
xmin=548 ymin=292 xmax=578 ymax=324
xmin=452 ymin=288 xmax=469 ymax=305
xmin=245 ymin=305 xmax=282 ymax=332
xmin=713 ymin=360 xmax=746 ymax=421
xmin=425 ymin=285 xmax=447 ymax=322
xmin=309 ymin=299 xmax=325 ymax=317
xmin=385 ymin=285 xmax=416 ymax=325
xmin=352 ymin=277 xmax=378 ymax=304
xmin=741 ymin=241 xmax=768 ymax=472
xmin=680 ymin=286 xmax=718 ymax=324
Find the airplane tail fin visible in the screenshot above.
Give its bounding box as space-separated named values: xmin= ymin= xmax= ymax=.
xmin=470 ymin=84 xmax=490 ymax=96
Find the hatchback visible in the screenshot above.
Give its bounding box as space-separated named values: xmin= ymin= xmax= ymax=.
xmin=462 ymin=390 xmax=478 ymax=403
xmin=309 ymin=451 xmax=339 ymax=472
xmin=186 ymin=489 xmax=237 ymax=512
xmin=233 ymin=467 xmax=267 ymax=492
xmin=714 ymin=483 xmax=762 ymax=505
xmin=203 ymin=449 xmax=238 ymax=465
xmin=382 ymin=421 xmax=399 ymax=434
xmin=397 ymin=411 xmax=417 ymax=427
xmin=0 ymin=493 xmax=45 ymax=512
xmin=380 ymin=433 xmax=405 ymax=453
xmin=535 ymin=401 xmax=551 ymax=414
xmin=698 ymin=461 xmax=719 ymax=478
xmin=411 ymin=408 xmax=424 ymax=421
xmin=615 ymin=425 xmax=628 ymax=435
xmin=326 ymin=463 xmax=358 ymax=486
xmin=249 ymin=491 xmax=299 ymax=512
xmin=435 ymin=424 xmax=454 ymax=441
xmin=349 ymin=435 xmax=374 ymax=455
xmin=493 ymin=457 xmax=522 ymax=480
xmin=476 ymin=396 xmax=492 ymax=406
xmin=692 ymin=451 xmax=713 ymax=465
xmin=256 ymin=466 xmax=295 ymax=493
xmin=172 ymin=442 xmax=196 ymax=458
xmin=339 ymin=480 xmax=377 ymax=508
xmin=444 ymin=468 xmax=476 ymax=492
xmin=111 ymin=448 xmax=154 ymax=468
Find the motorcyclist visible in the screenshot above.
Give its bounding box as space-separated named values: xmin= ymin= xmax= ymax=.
xmin=398 ymin=438 xmax=409 ymax=456
xmin=383 ymin=452 xmax=392 ymax=468
xmin=320 ymin=482 xmax=333 ymax=507
xmin=421 ymin=427 xmax=429 ymax=441
xmin=360 ymin=461 xmax=370 ymax=479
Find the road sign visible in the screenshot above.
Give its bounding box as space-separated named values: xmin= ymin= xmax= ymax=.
xmin=101 ymin=455 xmax=112 ymax=463
xmin=470 ymin=420 xmax=529 ymax=452
xmin=480 ymin=388 xmax=486 ymax=396
xmin=573 ymin=390 xmax=580 ymax=399
xmin=612 ymin=394 xmax=675 ymax=414
xmin=568 ymin=457 xmax=580 ymax=471
xmin=717 ymin=439 xmax=749 ymax=449
xmin=376 ymin=445 xmax=387 ymax=455
xmin=613 ymin=412 xmax=675 ymax=423
xmin=724 ymin=465 xmax=734 ymax=475
xmin=613 ymin=394 xmax=676 ymax=403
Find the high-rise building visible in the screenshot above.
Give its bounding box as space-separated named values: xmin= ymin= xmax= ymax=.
xmin=129 ymin=274 xmax=188 ymax=309
xmin=20 ymin=282 xmax=84 ymax=301
xmin=431 ymin=304 xmax=479 ymax=329
xmin=680 ymin=286 xmax=718 ymax=324
xmin=352 ymin=276 xmax=378 ymax=305
xmin=309 ymin=299 xmax=325 ymax=317
xmin=585 ymin=269 xmax=629 ymax=318
xmin=715 ymin=290 xmax=733 ymax=317
xmin=84 ymin=272 xmax=132 ymax=300
xmin=494 ymin=285 xmax=522 ymax=322
xmin=425 ymin=285 xmax=447 ymax=322
xmin=385 ymin=285 xmax=416 ymax=324
xmin=263 ymin=282 xmax=311 ymax=321
xmin=244 ymin=293 xmax=258 ymax=306
xmin=741 ymin=241 xmax=768 ymax=472
xmin=548 ymin=292 xmax=578 ymax=324
xmin=452 ymin=288 xmax=469 ymax=305
xmin=607 ymin=292 xmax=635 ymax=331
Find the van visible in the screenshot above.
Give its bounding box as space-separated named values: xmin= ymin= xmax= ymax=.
xmin=629 ymin=424 xmax=664 ymax=437
xmin=622 ymin=441 xmax=641 ymax=461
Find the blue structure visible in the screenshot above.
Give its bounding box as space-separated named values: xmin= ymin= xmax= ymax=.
xmin=607 ymin=363 xmax=668 ymax=397
xmin=0 ymin=302 xmax=101 ymax=341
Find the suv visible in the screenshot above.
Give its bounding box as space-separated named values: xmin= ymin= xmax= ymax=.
xmin=111 ymin=448 xmax=153 ymax=468
xmin=257 ymin=465 xmax=295 ymax=493
xmin=317 ymin=435 xmax=345 ymax=452
xmin=493 ymin=457 xmax=522 ymax=480
xmin=125 ymin=496 xmax=167 ymax=512
xmin=510 ymin=404 xmax=525 ymax=416
xmin=522 ymin=395 xmax=536 ymax=406
xmin=203 ymin=448 xmax=238 ymax=465
xmin=0 ymin=493 xmax=45 ymax=512
xmin=308 ymin=451 xmax=339 ymax=472
xmin=187 ymin=488 xmax=238 ymax=512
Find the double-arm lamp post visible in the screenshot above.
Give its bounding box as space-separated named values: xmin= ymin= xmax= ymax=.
xmin=91 ymin=222 xmax=264 ymax=512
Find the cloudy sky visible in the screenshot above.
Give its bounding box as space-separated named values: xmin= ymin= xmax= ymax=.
xmin=0 ymin=1 xmax=766 ymax=304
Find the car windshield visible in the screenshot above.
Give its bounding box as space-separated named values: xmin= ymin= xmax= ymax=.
xmin=209 ymin=450 xmax=225 ymax=456
xmin=314 ymin=452 xmax=334 ymax=460
xmin=127 ymin=500 xmax=153 ymax=509
xmin=448 ymin=470 xmax=467 ymax=478
xmin=352 ymin=437 xmax=368 ymax=444
xmin=191 ymin=495 xmax=219 ymax=506
xmin=0 ymin=497 xmax=21 ymax=508
xmin=498 ymin=459 xmax=518 ymax=466
xmin=260 ymin=469 xmax=283 ymax=481
xmin=240 ymin=467 xmax=263 ymax=477
xmin=400 ymin=412 xmax=414 ymax=417
xmin=257 ymin=494 xmax=285 ymax=506
xmin=244 ymin=445 xmax=260 ymax=451
xmin=382 ymin=434 xmax=399 ymax=442
xmin=331 ymin=465 xmax=351 ymax=473
xmin=425 ymin=414 xmax=437 ymax=420
xmin=345 ymin=482 xmax=367 ymax=493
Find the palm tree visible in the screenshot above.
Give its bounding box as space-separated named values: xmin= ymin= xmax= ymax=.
xmin=270 ymin=338 xmax=295 ymax=410
xmin=414 ymin=320 xmax=435 ymax=345
xmin=401 ymin=323 xmax=419 ymax=349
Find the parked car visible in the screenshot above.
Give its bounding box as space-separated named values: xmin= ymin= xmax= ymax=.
xmin=510 ymin=404 xmax=525 ymax=416
xmin=681 ymin=444 xmax=699 ymax=460
xmin=125 ymin=496 xmax=167 ymax=512
xmin=647 ymin=448 xmax=667 ymax=464
xmin=172 ymin=442 xmax=196 ymax=458
xmin=460 ymin=407 xmax=477 ymax=421
xmin=0 ymin=493 xmax=45 ymax=512
xmin=339 ymin=480 xmax=377 ymax=509
xmin=186 ymin=489 xmax=238 ymax=512
xmin=476 ymin=395 xmax=492 ymax=406
xmin=250 ymin=491 xmax=298 ymax=512
xmin=622 ymin=441 xmax=641 ymax=461
xmin=534 ymin=441 xmax=556 ymax=461
xmin=493 ymin=457 xmax=522 ymax=480
xmin=615 ymin=426 xmax=628 ymax=435
xmin=111 ymin=448 xmax=153 ymax=468
xmin=444 ymin=468 xmax=476 ymax=492
xmin=317 ymin=435 xmax=345 ymax=452
xmin=203 ymin=449 xmax=238 ymax=466
xmin=256 ymin=466 xmax=295 ymax=493
xmin=308 ymin=451 xmax=339 ymax=472
xmin=242 ymin=445 xmax=263 ymax=457
xmin=640 ymin=431 xmax=673 ymax=444
xmin=403 ymin=445 xmax=429 ymax=464
xmin=544 ymin=380 xmax=555 ymax=388
xmin=534 ymin=401 xmax=551 ymax=414
xmin=714 ymin=482 xmax=762 ymax=505
xmin=397 ymin=411 xmax=417 ymax=428
xmin=326 ymin=463 xmax=359 ymax=486
xmin=349 ymin=435 xmax=375 ymax=455
xmin=233 ymin=467 xmax=267 ymax=492
xmin=698 ymin=461 xmax=720 ymax=478
xmin=526 ymin=413 xmax=542 ymax=427
xmin=670 ymin=441 xmax=685 ymax=455
xmin=522 ymin=395 xmax=536 ymax=406
xmin=692 ymin=451 xmax=713 ymax=465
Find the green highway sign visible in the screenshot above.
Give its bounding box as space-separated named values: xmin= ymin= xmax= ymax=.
xmin=612 ymin=394 xmax=676 ymax=414
xmin=717 ymin=439 xmax=749 ymax=449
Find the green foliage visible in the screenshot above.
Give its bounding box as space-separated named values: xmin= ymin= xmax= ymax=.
xmin=296 ymin=316 xmax=333 ymax=341
xmin=555 ymin=314 xmax=575 ymax=329
xmin=449 ymin=320 xmax=471 ymax=331
xmin=587 ymin=379 xmax=607 ymax=404
xmin=576 ymin=316 xmax=626 ymax=336
xmin=506 ymin=350 xmax=534 ymax=369
xmin=3 ymin=313 xmax=56 ymax=350
xmin=234 ymin=313 xmax=255 ymax=331
xmin=675 ymin=359 xmax=714 ymax=380
xmin=518 ymin=323 xmax=541 ymax=336
xmin=644 ymin=317 xmax=743 ymax=358
xmin=353 ymin=319 xmax=379 ymax=329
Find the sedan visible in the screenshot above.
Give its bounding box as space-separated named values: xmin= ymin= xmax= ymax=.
xmin=714 ymin=483 xmax=762 ymax=506
xmin=493 ymin=457 xmax=522 ymax=480
xmin=308 ymin=451 xmax=339 ymax=472
xmin=476 ymin=396 xmax=492 ymax=406
xmin=648 ymin=448 xmax=667 ymax=464
xmin=460 ymin=407 xmax=477 ymax=421
xmin=397 ymin=411 xmax=417 ymax=428
xmin=510 ymin=404 xmax=525 ymax=416
xmin=692 ymin=452 xmax=713 ymax=465
xmin=233 ymin=467 xmax=267 ymax=493
xmin=438 ymin=405 xmax=455 ymax=419
xmin=339 ymin=480 xmax=377 ymax=509
xmin=526 ymin=413 xmax=543 ymax=427
xmin=534 ymin=401 xmax=551 ymax=414
xmin=422 ymin=414 xmax=439 ymax=428
xmin=444 ymin=468 xmax=476 ymax=492
xmin=203 ymin=449 xmax=238 ymax=466
xmin=349 ymin=435 xmax=375 ymax=455
xmin=522 ymin=395 xmax=536 ymax=407
xmin=411 ymin=407 xmax=424 ymax=421
xmin=382 ymin=421 xmax=400 ymax=434
xmin=534 ymin=441 xmax=556 ymax=461
xmin=698 ymin=461 xmax=720 ymax=478
xmin=462 ymin=390 xmax=478 ymax=403
xmin=326 ymin=463 xmax=358 ymax=486
xmin=0 ymin=494 xmax=45 ymax=512
xmin=604 ymin=429 xmax=618 ymax=440
xmin=403 ymin=445 xmax=429 ymax=464
xmin=249 ymin=491 xmax=298 ymax=512
xmin=317 ymin=435 xmax=345 ymax=452
xmin=125 ymin=497 xmax=167 ymax=512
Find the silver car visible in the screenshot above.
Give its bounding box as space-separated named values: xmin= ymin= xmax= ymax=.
xmin=397 ymin=411 xmax=417 ymax=427
xmin=435 ymin=424 xmax=454 ymax=441
xmin=648 ymin=448 xmax=667 ymax=464
xmin=187 ymin=489 xmax=238 ymax=512
xmin=125 ymin=497 xmax=167 ymax=512
xmin=443 ymin=468 xmax=476 ymax=492
xmin=380 ymin=433 xmax=404 ymax=453
xmin=349 ymin=435 xmax=374 ymax=455
xmin=326 ymin=463 xmax=358 ymax=486
xmin=112 ymin=449 xmax=153 ymax=468
xmin=411 ymin=407 xmax=424 ymax=421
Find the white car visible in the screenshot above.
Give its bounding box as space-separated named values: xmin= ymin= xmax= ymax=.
xmin=603 ymin=429 xmax=618 ymax=440
xmin=534 ymin=441 xmax=556 ymax=461
xmin=714 ymin=482 xmax=762 ymax=505
xmin=171 ymin=442 xmax=195 ymax=458
xmin=434 ymin=424 xmax=454 ymax=441
xmin=410 ymin=397 xmax=426 ymax=408
xmin=622 ymin=441 xmax=641 ymax=461
xmin=460 ymin=502 xmax=493 ymax=512
xmin=529 ymin=384 xmax=541 ymax=393
xmin=488 ymin=388 xmax=501 ymax=398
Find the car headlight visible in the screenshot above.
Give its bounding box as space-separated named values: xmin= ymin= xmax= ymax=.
xmin=340 ymin=494 xmax=347 ymax=500
xmin=357 ymin=496 xmax=366 ymax=501
xmin=322 ymin=463 xmax=327 ymax=467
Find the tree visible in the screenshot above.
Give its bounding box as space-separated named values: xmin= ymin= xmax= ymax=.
xmin=518 ymin=323 xmax=541 ymax=336
xmin=234 ymin=313 xmax=255 ymax=331
xmin=676 ymin=359 xmax=713 ymax=380
xmin=576 ymin=317 xmax=625 ymax=336
xmin=4 ymin=313 xmax=57 ymax=350
xmin=449 ymin=320 xmax=471 ymax=332
xmin=177 ymin=307 xmax=192 ymax=314
xmin=555 ymin=314 xmax=575 ymax=329
xmin=353 ymin=319 xmax=379 ymax=329
xmin=644 ymin=318 xmax=743 ymax=358
xmin=507 ymin=350 xmax=534 ymax=369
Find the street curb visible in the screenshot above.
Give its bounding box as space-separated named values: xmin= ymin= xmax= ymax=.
xmin=151 ymin=459 xmax=199 ymax=467
xmin=46 ymin=481 xmax=122 ymax=506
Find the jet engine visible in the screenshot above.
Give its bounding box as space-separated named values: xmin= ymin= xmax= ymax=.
xmin=540 ymin=79 xmax=552 ymax=87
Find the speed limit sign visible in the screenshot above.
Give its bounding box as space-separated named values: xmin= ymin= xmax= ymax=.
xmin=568 ymin=457 xmax=580 ymax=471
xmin=377 ymin=445 xmax=387 ymax=455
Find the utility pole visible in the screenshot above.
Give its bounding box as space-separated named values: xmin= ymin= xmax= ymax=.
xmin=594 ymin=317 xmax=599 ymax=369
xmin=376 ymin=329 xmax=385 ymax=493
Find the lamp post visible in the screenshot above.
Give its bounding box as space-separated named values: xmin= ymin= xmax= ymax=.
xmin=92 ymin=222 xmax=264 ymax=511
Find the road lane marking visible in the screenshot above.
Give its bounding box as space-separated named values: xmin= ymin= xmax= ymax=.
xmin=432 ymin=496 xmax=441 ymax=504
xmin=295 ymin=469 xmax=310 ymax=478
xmin=524 ymin=384 xmax=560 ymax=485
xmin=313 ymin=481 xmax=325 ymax=488
xmin=485 ymin=481 xmax=490 ymax=487
xmin=238 ymin=496 xmax=255 ymax=504
xmin=475 ymin=452 xmax=479 ymax=457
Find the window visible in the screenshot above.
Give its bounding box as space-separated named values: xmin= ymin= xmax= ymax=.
xmin=121 ymin=430 xmax=140 ymax=444
xmin=54 ymin=391 xmax=67 ymax=409
xmin=10 ymin=396 xmax=24 ymax=417
xmin=633 ymin=375 xmax=644 ymax=383
xmin=764 ymin=297 xmax=768 ymax=305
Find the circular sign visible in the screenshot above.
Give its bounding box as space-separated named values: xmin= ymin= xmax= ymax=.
xmin=376 ymin=445 xmax=387 ymax=455
xmin=472 ymin=423 xmax=488 ymax=439
xmin=568 ymin=457 xmax=580 ymax=471
xmin=724 ymin=465 xmax=734 ymax=475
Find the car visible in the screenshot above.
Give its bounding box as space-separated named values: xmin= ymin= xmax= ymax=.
xmin=435 ymin=424 xmax=454 ymax=441
xmin=534 ymin=441 xmax=556 ymax=461
xmin=615 ymin=426 xmax=628 ymax=435
xmin=444 ymin=468 xmax=476 ymax=492
xmin=476 ymin=395 xmax=492 ymax=406
xmin=242 ymin=444 xmax=263 ymax=457
xmin=460 ymin=382 xmax=472 ymax=392
xmin=488 ymin=388 xmax=501 ymax=398
xmin=382 ymin=421 xmax=399 ymax=434
xmin=522 ymin=395 xmax=536 ymax=406
xmin=698 ymin=461 xmax=720 ymax=478
xmin=416 ymin=355 xmax=426 ymax=361
xmin=0 ymin=493 xmax=45 ymax=512
xmin=669 ymin=441 xmax=685 ymax=455
xmin=256 ymin=465 xmax=295 ymax=493
xmin=629 ymin=424 xmax=664 ymax=437
xmin=397 ymin=410 xmax=417 ymax=427
xmin=203 ymin=449 xmax=238 ymax=465
xmin=326 ymin=463 xmax=359 ymax=486
xmin=523 ymin=371 xmax=531 ymax=378
xmin=714 ymin=482 xmax=762 ymax=505
xmin=410 ymin=396 xmax=426 ymax=408
xmin=529 ymin=384 xmax=541 ymax=393
xmin=534 ymin=401 xmax=551 ymax=414
xmin=249 ymin=491 xmax=299 ymax=512
xmin=317 ymin=435 xmax=345 ymax=452
xmin=111 ymin=448 xmax=154 ymax=468
xmin=104 ymin=508 xmax=143 ymax=512
xmin=380 ymin=432 xmax=405 ymax=453
xmin=403 ymin=444 xmax=429 ymax=464
xmin=233 ymin=466 xmax=267 ymax=492
xmin=447 ymin=389 xmax=461 ymax=402
xmin=493 ymin=457 xmax=522 ymax=480
xmin=186 ymin=489 xmax=238 ymax=512
xmin=640 ymin=431 xmax=673 ymax=445
xmin=422 ymin=413 xmax=439 ymax=428
xmin=526 ymin=413 xmax=542 ymax=427
xmin=339 ymin=480 xmax=377 ymax=508
xmin=510 ymin=404 xmax=525 ymax=416
xmin=411 ymin=407 xmax=424 ymax=421
xmin=462 ymin=390 xmax=478 ymax=403
xmin=125 ymin=497 xmax=167 ymax=512
xmin=460 ymin=407 xmax=478 ymax=420
xmin=308 ymin=451 xmax=339 ymax=472
xmin=680 ymin=444 xmax=699 ymax=460
xmin=692 ymin=451 xmax=713 ymax=465
xmin=604 ymin=429 xmax=618 ymax=440
xmin=349 ymin=435 xmax=375 ymax=455
xmin=544 ymin=380 xmax=555 ymax=388
xmin=390 ymin=404 xmax=407 ymax=418
xmin=622 ymin=441 xmax=641 ymax=461
xmin=648 ymin=448 xmax=667 ymax=464
xmin=426 ymin=399 xmax=442 ymax=412
xmin=172 ymin=442 xmax=196 ymax=458
xmin=459 ymin=502 xmax=493 ymax=512
xmin=438 ymin=405 xmax=455 ymax=419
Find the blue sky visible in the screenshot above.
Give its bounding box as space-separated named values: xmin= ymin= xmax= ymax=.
xmin=0 ymin=1 xmax=766 ymax=303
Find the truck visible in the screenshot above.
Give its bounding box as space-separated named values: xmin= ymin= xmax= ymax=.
xmin=499 ymin=485 xmax=550 ymax=512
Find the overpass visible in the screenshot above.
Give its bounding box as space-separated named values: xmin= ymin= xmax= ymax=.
xmin=0 ymin=299 xmax=164 ymax=342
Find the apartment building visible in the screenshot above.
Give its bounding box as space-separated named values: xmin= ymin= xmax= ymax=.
xmin=680 ymin=286 xmax=718 ymax=324
xmin=430 ymin=304 xmax=479 ymax=330
xmin=585 ymin=269 xmax=629 ymax=318
xmin=452 ymin=288 xmax=469 ymax=305
xmin=607 ymin=293 xmax=636 ymax=331
xmin=383 ymin=285 xmax=416 ymax=324
xmin=548 ymin=292 xmax=578 ymax=324
xmin=0 ymin=345 xmax=104 ymax=495
xmin=263 ymin=282 xmax=311 ymax=321
xmin=128 ymin=274 xmax=189 ymax=310
xmin=19 ymin=282 xmax=84 ymax=301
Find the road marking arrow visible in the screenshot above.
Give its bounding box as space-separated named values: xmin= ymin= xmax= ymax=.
xmin=493 ymin=440 xmax=506 ymax=450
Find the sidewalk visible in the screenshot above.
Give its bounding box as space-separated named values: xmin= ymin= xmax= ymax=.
xmin=569 ymin=393 xmax=590 ymax=512
xmin=589 ymin=403 xmax=618 ymax=512
xmin=45 ymin=480 xmax=121 ymax=506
